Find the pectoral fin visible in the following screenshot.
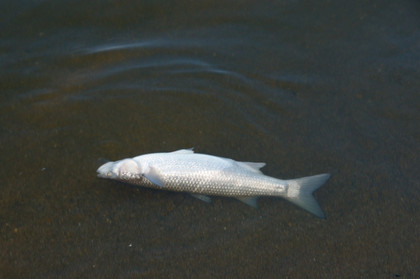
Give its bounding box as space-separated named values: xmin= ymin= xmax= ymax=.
xmin=236 ymin=197 xmax=258 ymax=208
xmin=143 ymin=166 xmax=165 ymax=187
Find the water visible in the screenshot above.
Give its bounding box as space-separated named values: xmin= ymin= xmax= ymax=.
xmin=1 ymin=1 xmax=419 ymax=278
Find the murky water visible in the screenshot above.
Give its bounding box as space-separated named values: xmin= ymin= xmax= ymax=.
xmin=1 ymin=1 xmax=419 ymax=278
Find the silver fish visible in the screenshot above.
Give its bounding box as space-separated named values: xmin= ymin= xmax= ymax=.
xmin=97 ymin=149 xmax=330 ymax=218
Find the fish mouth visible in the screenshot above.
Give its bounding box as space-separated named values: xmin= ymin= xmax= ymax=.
xmin=97 ymin=170 xmax=118 ymax=179
xmin=97 ymin=161 xmax=117 ymax=179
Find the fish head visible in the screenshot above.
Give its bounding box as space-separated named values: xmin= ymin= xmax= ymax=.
xmin=97 ymin=159 xmax=141 ymax=181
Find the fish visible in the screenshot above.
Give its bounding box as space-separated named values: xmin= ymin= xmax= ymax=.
xmin=97 ymin=149 xmax=330 ymax=218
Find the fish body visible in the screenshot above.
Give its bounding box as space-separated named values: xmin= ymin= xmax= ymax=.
xmin=97 ymin=149 xmax=330 ymax=218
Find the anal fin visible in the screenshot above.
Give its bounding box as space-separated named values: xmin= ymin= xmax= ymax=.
xmin=236 ymin=197 xmax=258 ymax=208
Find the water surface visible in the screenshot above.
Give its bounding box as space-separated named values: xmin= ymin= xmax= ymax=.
xmin=1 ymin=0 xmax=419 ymax=278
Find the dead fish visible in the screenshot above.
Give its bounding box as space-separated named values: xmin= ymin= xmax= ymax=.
xmin=97 ymin=149 xmax=330 ymax=218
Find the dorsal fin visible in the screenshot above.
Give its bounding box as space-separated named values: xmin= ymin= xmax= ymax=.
xmin=170 ymin=148 xmax=194 ymax=155
xmin=237 ymin=162 xmax=266 ymax=174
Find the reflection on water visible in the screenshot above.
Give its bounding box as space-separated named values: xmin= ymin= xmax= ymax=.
xmin=0 ymin=0 xmax=419 ymax=278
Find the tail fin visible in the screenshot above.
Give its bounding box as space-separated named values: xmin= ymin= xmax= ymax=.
xmin=284 ymin=174 xmax=330 ymax=218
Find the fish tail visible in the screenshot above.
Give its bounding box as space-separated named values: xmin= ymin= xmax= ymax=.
xmin=283 ymin=173 xmax=330 ymax=218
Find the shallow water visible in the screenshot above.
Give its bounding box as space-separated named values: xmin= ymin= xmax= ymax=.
xmin=1 ymin=0 xmax=419 ymax=278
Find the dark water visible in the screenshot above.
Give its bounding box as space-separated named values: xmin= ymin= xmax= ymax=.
xmin=1 ymin=0 xmax=419 ymax=278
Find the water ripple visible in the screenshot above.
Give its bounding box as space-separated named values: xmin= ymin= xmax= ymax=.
xmin=85 ymin=39 xmax=167 ymax=54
